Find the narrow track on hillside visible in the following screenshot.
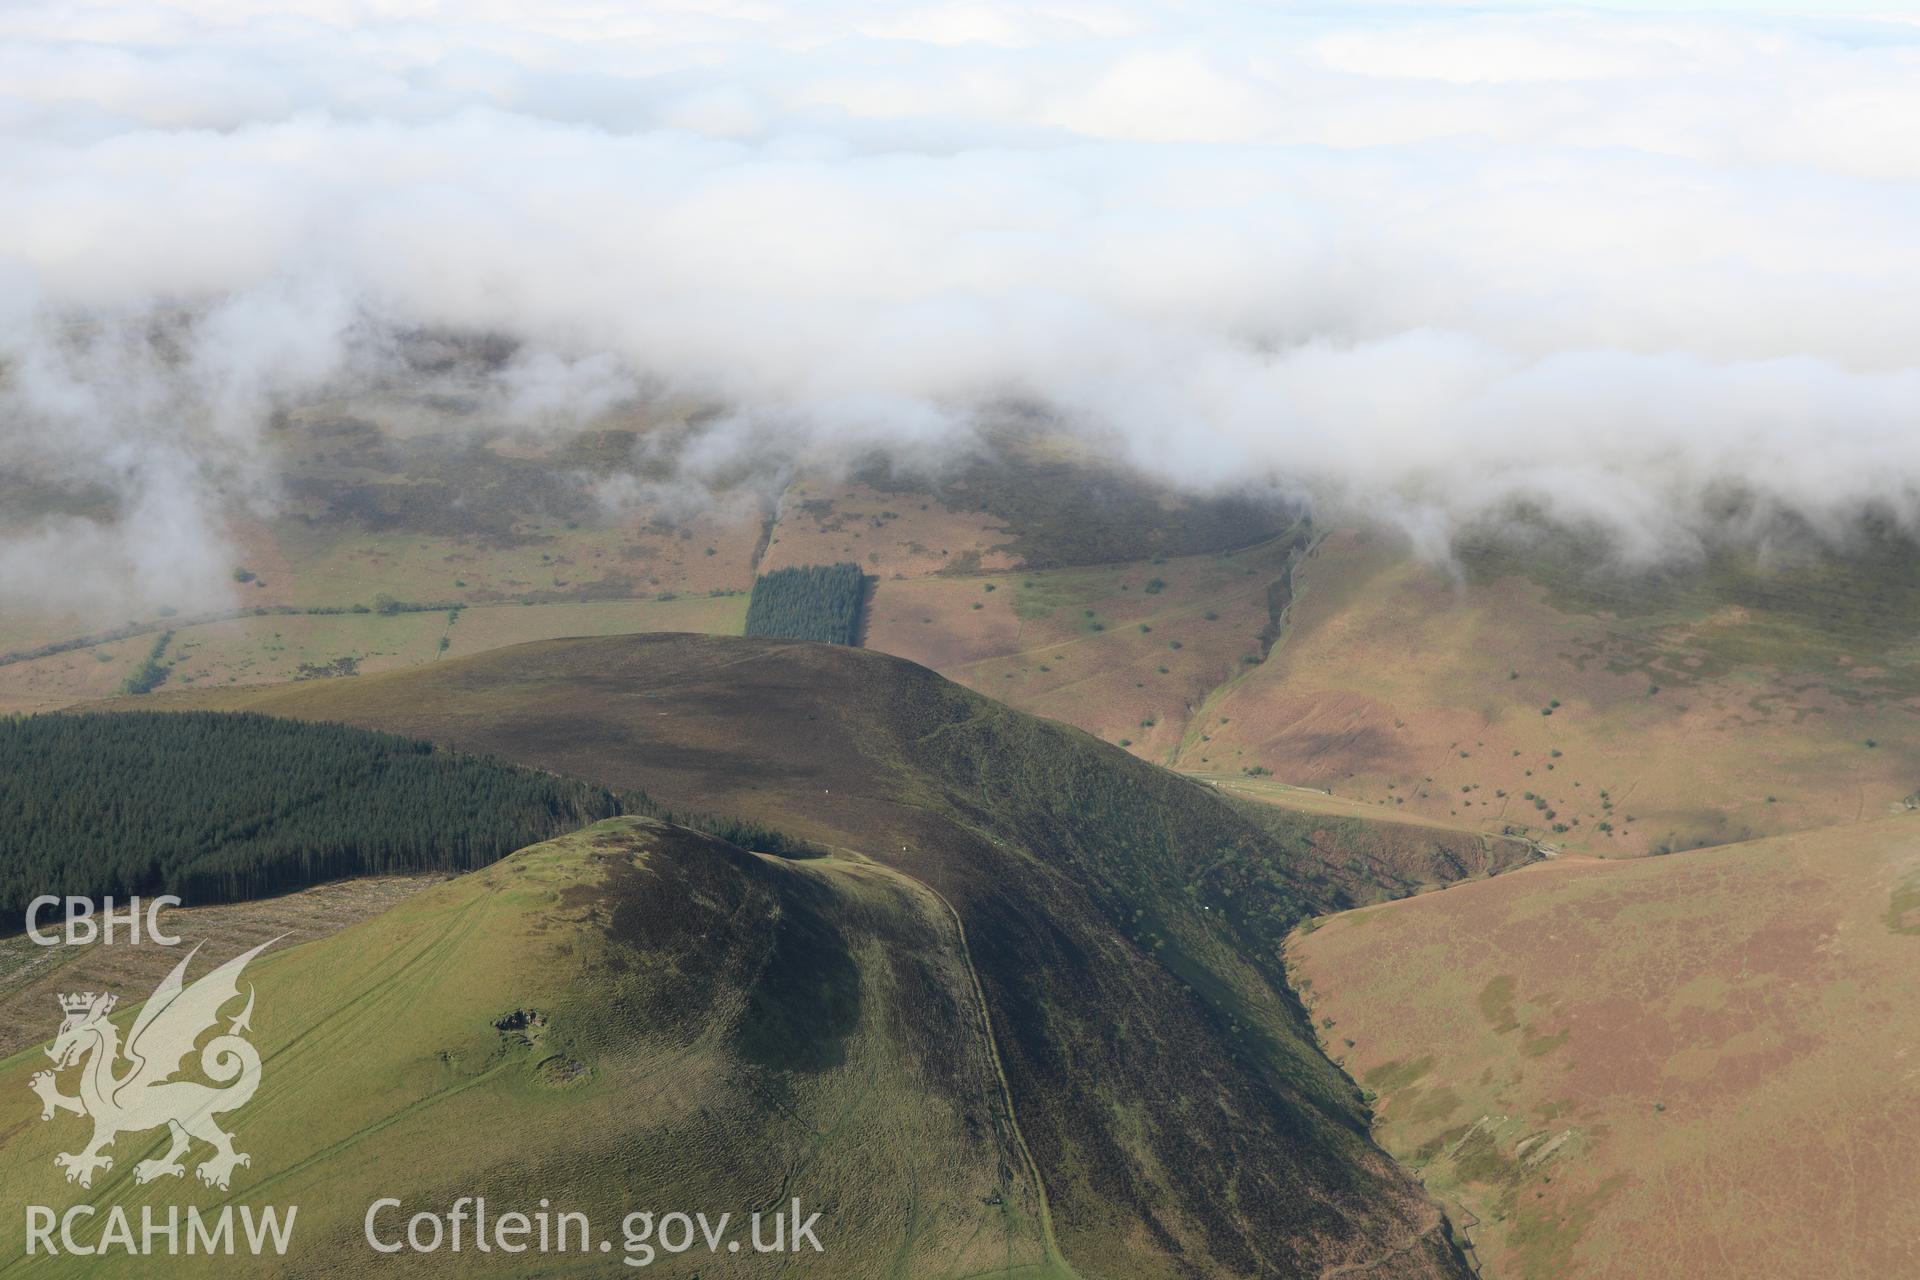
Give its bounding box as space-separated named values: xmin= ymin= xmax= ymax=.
xmin=916 ymin=877 xmax=1079 ymax=1280
xmin=823 ymin=845 xmax=1080 ymax=1280
xmin=1317 ymin=1214 xmax=1475 ymax=1279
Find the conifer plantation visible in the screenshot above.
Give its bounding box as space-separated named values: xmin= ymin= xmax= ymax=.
xmin=743 ymin=562 xmax=867 ymax=644
xmin=0 ymin=711 xmax=626 ymax=922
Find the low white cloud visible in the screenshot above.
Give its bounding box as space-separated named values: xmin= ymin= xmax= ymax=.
xmin=3 ymin=0 xmax=1920 ymax=613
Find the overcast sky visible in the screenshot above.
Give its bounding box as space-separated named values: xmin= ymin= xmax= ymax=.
xmin=4 ymin=1 xmax=1920 ymax=611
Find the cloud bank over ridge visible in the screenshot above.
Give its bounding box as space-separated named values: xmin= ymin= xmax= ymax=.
xmin=4 ymin=1 xmax=1920 ymax=609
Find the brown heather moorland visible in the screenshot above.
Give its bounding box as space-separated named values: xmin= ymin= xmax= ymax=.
xmin=1290 ymin=816 xmax=1920 ymax=1278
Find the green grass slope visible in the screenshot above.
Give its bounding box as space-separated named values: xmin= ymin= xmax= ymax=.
xmin=121 ymin=633 xmax=1475 ymax=1278
xmin=0 ymin=817 xmax=1063 ymax=1277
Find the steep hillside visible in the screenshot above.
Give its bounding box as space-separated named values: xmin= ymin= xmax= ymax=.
xmin=1220 ymin=787 xmax=1537 ymax=906
xmin=0 ymin=818 xmax=1061 ymax=1277
xmin=1291 ymin=816 xmax=1920 ymax=1279
xmin=119 ymin=633 xmax=1476 ymax=1278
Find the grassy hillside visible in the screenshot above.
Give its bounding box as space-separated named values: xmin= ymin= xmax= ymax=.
xmin=866 ymin=527 xmax=1311 ymax=766
xmin=118 ymin=633 xmax=1475 ymax=1278
xmin=1290 ymin=816 xmax=1920 ymax=1279
xmin=0 ymin=818 xmax=1063 ymax=1277
xmin=0 ymin=876 xmax=442 ymax=1060
xmin=1171 ymin=525 xmax=1920 ymax=856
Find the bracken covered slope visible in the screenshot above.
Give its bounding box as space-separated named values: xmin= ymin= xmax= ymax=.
xmin=1291 ymin=816 xmax=1920 ymax=1279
